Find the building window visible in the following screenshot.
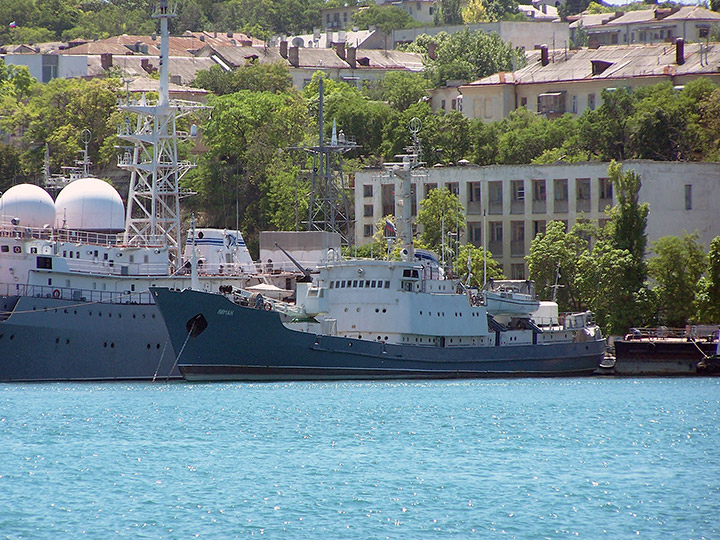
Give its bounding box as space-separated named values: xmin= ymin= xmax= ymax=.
xmin=511 ymin=180 xmax=524 ymax=202
xmin=576 ymin=178 xmax=591 ymax=200
xmin=381 ymin=184 xmax=394 ymax=217
xmin=699 ymin=27 xmax=709 ymax=39
xmin=441 ymin=99 xmax=446 ymax=110
xmin=468 ymin=222 xmax=482 ymax=245
xmin=537 ymin=92 xmax=566 ymax=115
xmin=532 ymin=179 xmax=546 ymax=201
xmin=532 ymin=220 xmax=546 ymax=238
xmin=588 ymin=93 xmax=596 ymax=110
xmin=446 ymin=182 xmax=459 ymax=196
xmin=489 ymin=182 xmax=502 ymax=203
xmin=511 ymin=221 xmax=524 ymax=241
xmin=554 ymin=179 xmax=568 ymax=201
xmin=363 ymin=184 xmax=373 ymax=198
xmin=511 ymin=263 xmax=526 ymax=280
xmin=488 ymin=181 xmax=503 ymax=214
xmin=520 ymin=97 xmax=527 ymax=107
xmin=599 ymin=177 xmax=612 ymax=200
xmin=511 ymin=221 xmax=525 ymax=256
xmin=363 ymin=224 xmax=373 ymax=237
xmin=363 ymin=204 xmax=373 ymax=217
xmin=451 ymin=98 xmax=457 ymax=110
xmin=468 ymin=182 xmax=482 ymax=203
xmin=685 ymin=184 xmax=692 ymax=210
xmin=424 ymin=183 xmax=437 ymax=197
xmin=571 ymin=95 xmax=577 ymax=114
xmin=490 ymin=221 xmax=503 ymax=242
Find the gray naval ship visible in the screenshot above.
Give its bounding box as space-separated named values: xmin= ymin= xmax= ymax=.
xmin=0 ymin=1 xmax=273 ymax=382
xmin=151 ymin=158 xmax=606 ymax=382
xmin=152 ymin=263 xmax=606 ymax=381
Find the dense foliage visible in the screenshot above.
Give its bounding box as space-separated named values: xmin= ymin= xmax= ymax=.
xmin=0 ymin=49 xmax=718 ymax=327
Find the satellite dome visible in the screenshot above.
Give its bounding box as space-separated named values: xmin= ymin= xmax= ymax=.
xmin=55 ymin=177 xmax=125 ymax=232
xmin=0 ymin=184 xmax=56 ymax=228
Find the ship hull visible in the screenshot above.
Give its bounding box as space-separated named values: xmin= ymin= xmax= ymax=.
xmin=614 ymin=339 xmax=717 ymax=375
xmin=152 ymin=288 xmax=606 ymax=382
xmin=0 ymin=295 xmax=180 ymax=382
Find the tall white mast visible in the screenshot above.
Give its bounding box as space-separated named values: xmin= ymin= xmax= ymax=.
xmin=117 ymin=0 xmax=206 ymax=269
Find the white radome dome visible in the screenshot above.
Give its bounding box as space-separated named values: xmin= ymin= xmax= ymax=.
xmin=0 ymin=184 xmax=56 ymax=228
xmin=55 ymin=177 xmax=125 ymax=232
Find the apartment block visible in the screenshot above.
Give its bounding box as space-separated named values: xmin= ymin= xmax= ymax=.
xmin=355 ymin=161 xmax=720 ymax=278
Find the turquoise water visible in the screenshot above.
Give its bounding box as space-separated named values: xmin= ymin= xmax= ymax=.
xmin=1 ymin=379 xmax=718 ymax=539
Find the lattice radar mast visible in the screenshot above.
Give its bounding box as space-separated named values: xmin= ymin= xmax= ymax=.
xmin=117 ymin=0 xmax=208 ymax=269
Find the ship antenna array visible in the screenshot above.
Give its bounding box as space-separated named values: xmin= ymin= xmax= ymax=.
xmin=290 ymin=77 xmax=359 ymax=248
xmin=43 ymin=129 xmax=93 ymax=192
xmin=117 ymin=0 xmax=210 ymax=270
xmin=382 ymin=117 xmax=426 ymax=261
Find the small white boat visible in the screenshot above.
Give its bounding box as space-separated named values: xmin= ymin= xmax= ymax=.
xmin=481 ymin=279 xmax=540 ymax=317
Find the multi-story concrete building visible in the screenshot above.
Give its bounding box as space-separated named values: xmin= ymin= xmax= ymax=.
xmin=354 ymin=161 xmax=720 ymax=278
xmin=320 ymin=0 xmax=438 ymax=30
xmin=393 ymin=20 xmax=570 ymax=52
xmin=570 ymin=6 xmax=720 ymax=47
xmin=457 ymin=40 xmax=720 ymax=122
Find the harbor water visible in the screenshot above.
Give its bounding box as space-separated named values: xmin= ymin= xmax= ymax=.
xmin=1 ymin=378 xmax=718 ymax=539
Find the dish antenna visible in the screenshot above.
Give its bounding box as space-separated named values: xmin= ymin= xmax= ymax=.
xmin=291 ymin=36 xmax=304 ymax=48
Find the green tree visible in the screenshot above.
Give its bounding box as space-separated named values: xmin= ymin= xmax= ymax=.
xmin=416 ymin=187 xmax=465 ymax=261
xmin=194 ymin=62 xmax=293 ymax=96
xmin=559 ymin=0 xmax=592 ymax=18
xmin=173 ymin=0 xmax=209 ymax=33
xmin=527 ymin=220 xmax=587 ymax=311
xmin=600 ymin=161 xmax=653 ymax=331
xmin=0 ymin=60 xmax=35 ymax=99
xmin=571 ymin=22 xmax=589 ymax=48
xmin=406 ymin=29 xmax=526 ymax=87
xmin=626 ymin=82 xmax=697 ymax=161
xmin=453 ymin=243 xmax=504 ymax=286
xmin=14 ymin=77 xmax=121 ymax=175
xmin=496 ymin=109 xmax=577 ymax=164
xmin=576 ymin=239 xmax=651 ymax=335
xmin=363 ymin=71 xmax=429 ymax=112
xmin=422 ymin=110 xmax=470 ymax=164
xmin=485 ymin=0 xmax=520 ymax=21
xmin=695 ymin=236 xmax=720 ymax=323
xmin=434 ymin=0 xmax=464 ymax=24
xmin=648 ymin=232 xmax=707 ymax=327
xmin=189 ymin=89 xmax=308 ymax=255
xmin=352 ymin=5 xmax=417 ymax=33
xmin=462 ymin=0 xmax=490 ymax=23
xmin=577 ymin=87 xmax=634 ymax=161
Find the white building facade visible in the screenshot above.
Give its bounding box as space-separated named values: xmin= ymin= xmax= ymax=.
xmin=355 ymin=161 xmax=720 ymax=278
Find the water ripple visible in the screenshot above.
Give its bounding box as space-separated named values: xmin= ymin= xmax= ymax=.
xmin=0 ymin=378 xmax=718 ymax=538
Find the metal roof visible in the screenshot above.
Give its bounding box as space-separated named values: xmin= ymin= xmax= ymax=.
xmin=466 ymin=42 xmax=720 ymax=86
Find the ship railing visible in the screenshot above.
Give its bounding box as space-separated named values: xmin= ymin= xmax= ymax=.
xmin=534 ymin=311 xmax=595 ymax=330
xmin=625 ymin=325 xmax=719 ymax=341
xmin=0 ymin=222 xmax=125 ymax=246
xmin=224 ymin=287 xmax=307 ymax=318
xmin=174 ymin=261 xmax=255 ymax=277
xmin=64 ymin=259 xmax=170 ymax=277
xmin=0 ymin=282 xmax=154 ymax=305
